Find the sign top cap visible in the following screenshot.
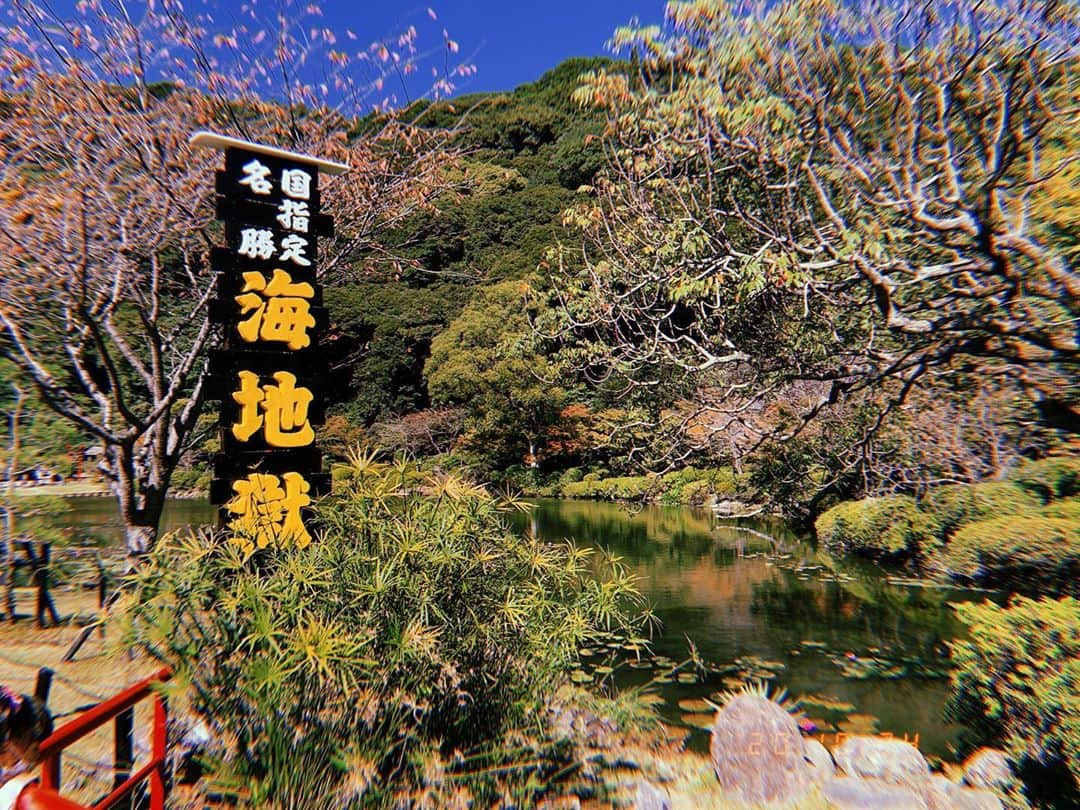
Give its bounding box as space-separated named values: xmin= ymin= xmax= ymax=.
xmin=190 ymin=131 xmax=350 ymax=175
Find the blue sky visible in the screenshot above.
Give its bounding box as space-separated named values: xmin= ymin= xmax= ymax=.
xmin=325 ymin=1 xmax=668 ymax=95
xmin=29 ymin=0 xmax=670 ymax=109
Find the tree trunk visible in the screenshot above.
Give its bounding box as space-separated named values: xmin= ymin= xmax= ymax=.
xmin=111 ymin=443 xmax=167 ymax=566
xmin=729 ymin=437 xmax=743 ymax=475
xmin=124 ymin=523 xmax=157 ymax=559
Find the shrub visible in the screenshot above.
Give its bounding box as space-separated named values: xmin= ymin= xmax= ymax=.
xmin=561 ymin=479 xmax=596 ymax=499
xmin=117 ymin=456 xmax=644 ymax=807
xmin=920 ymin=482 xmax=1041 ymax=544
xmin=602 ymin=475 xmax=656 ymax=500
xmin=814 ymin=495 xmax=928 ymax=558
xmin=679 ymin=479 xmax=712 ymax=506
xmin=657 ymin=467 xmax=706 ymax=501
xmin=1039 ymin=497 xmax=1080 ymax=521
xmin=1009 ymin=456 xmax=1080 ymax=502
xmin=816 ymin=481 xmax=1049 ymax=565
xmin=169 ymin=466 xmax=213 ymax=495
xmin=656 ymin=467 xmax=741 ymax=504
xmin=946 ymin=596 xmax=1080 ymax=806
xmin=712 ymin=467 xmax=743 ymax=496
xmin=943 ymin=516 xmax=1080 ymax=596
xmin=561 ymin=473 xmax=656 ymax=500
xmin=558 ymin=467 xmax=584 ymax=487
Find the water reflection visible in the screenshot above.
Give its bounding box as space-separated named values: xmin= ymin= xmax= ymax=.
xmin=42 ymin=497 xmax=216 ymax=549
xmin=512 ymin=498 xmax=993 ymax=759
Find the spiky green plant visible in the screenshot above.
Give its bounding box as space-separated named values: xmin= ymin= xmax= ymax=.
xmin=115 ymin=453 xmax=646 ymax=807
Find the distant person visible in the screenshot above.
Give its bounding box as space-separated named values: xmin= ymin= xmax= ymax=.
xmin=0 ymin=687 xmax=52 ymax=810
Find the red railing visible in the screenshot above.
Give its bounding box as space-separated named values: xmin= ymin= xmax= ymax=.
xmin=34 ymin=667 xmax=172 ymax=810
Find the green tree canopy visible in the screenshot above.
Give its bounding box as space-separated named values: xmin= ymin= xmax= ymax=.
xmin=541 ymin=0 xmax=1078 ymax=490
xmin=427 ymin=281 xmax=566 ymax=468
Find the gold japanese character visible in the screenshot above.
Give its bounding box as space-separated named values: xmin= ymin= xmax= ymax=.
xmin=231 ymin=370 xmax=264 ymax=442
xmin=236 ymin=268 xmax=316 ymax=350
xmin=225 ymin=471 xmax=312 ymax=552
xmin=230 ymin=370 xmax=315 ymax=448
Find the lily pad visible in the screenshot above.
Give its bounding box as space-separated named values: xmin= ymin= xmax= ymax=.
xmin=637 ymin=692 xmax=666 ymax=706
xmin=799 ymin=694 xmax=856 ymax=714
xmin=708 ymin=662 xmax=741 ymax=675
xmin=838 ymin=713 xmax=879 ymax=734
xmin=681 ymin=712 xmax=715 ymax=729
xmin=839 ymin=657 xmax=909 ymax=680
xmin=733 ymin=656 xmax=786 ymax=674
xmin=746 ymin=669 xmax=778 ymax=681
xmin=676 ymin=671 xmax=698 ymax=684
xmin=677 ymin=698 xmax=714 ymax=713
xmin=570 ymin=670 xmax=592 ymax=684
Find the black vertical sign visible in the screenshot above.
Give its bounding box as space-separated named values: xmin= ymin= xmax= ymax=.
xmin=193 ymin=133 xmax=344 ymax=552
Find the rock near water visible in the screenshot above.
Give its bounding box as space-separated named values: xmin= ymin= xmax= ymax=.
xmin=632 ymin=780 xmax=671 ymax=810
xmin=834 ymin=734 xmax=930 ymax=785
xmin=709 ymin=694 xmax=811 ymax=804
xmin=952 ymin=788 xmax=1005 ymax=810
xmin=962 ymin=748 xmax=1014 ymax=790
xmin=823 ymin=775 xmax=930 ymax=808
xmin=803 ymin=738 xmax=836 ymax=783
xmin=923 ymin=774 xmax=1004 ymax=810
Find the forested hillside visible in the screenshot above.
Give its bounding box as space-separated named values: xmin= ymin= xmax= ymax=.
xmin=320 ymin=46 xmax=1075 ymax=523
xmin=321 ymin=57 xmax=619 ymax=460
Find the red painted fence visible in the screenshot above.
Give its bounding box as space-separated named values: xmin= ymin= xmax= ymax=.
xmin=20 ymin=667 xmax=172 ymax=810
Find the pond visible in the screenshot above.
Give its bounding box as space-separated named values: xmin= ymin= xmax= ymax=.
xmin=509 ymin=499 xmax=994 ymax=761
xmin=50 ymin=495 xmax=993 ymax=760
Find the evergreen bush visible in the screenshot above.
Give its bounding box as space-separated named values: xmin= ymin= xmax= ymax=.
xmin=1038 ymin=497 xmax=1080 ymax=521
xmin=947 ymin=596 xmax=1080 ymax=807
xmin=1009 ymin=456 xmax=1080 ymax=502
xmin=943 ymin=515 xmax=1080 ymax=596
xmin=920 ymin=482 xmax=1041 ymax=544
xmin=814 ymin=495 xmax=927 ymax=558
xmin=678 ymin=479 xmax=712 ymax=506
xmin=561 ymin=467 xmax=741 ymax=504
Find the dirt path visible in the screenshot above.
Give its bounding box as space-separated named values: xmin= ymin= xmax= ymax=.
xmin=0 ymin=588 xmax=163 ymax=805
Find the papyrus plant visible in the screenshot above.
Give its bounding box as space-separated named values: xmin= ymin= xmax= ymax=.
xmin=116 ymin=452 xmax=646 ymax=807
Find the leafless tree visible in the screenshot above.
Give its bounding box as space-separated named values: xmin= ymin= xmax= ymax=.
xmin=0 ymin=0 xmax=469 ymax=558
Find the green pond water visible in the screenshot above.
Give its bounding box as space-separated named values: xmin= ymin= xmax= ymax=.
xmin=51 ymin=495 xmax=996 ymax=760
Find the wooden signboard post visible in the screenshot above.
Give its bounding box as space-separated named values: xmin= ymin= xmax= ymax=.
xmin=190 ymin=132 xmax=348 ymax=550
